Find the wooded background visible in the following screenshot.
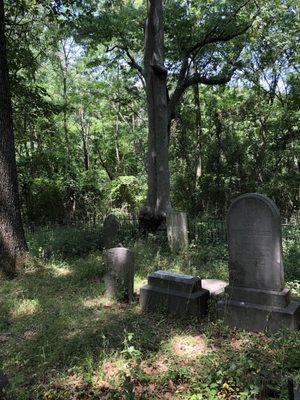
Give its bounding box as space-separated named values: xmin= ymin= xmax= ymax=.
xmin=4 ymin=0 xmax=299 ymax=225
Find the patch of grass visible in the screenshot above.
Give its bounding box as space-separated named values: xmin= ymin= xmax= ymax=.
xmin=26 ymin=225 xmax=102 ymax=259
xmin=0 ymin=228 xmax=299 ymax=399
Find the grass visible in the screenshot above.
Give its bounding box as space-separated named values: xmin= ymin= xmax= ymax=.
xmin=0 ymin=227 xmax=299 ymax=399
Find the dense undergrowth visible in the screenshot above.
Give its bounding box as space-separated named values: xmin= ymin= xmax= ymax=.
xmin=0 ymin=226 xmax=299 ymax=399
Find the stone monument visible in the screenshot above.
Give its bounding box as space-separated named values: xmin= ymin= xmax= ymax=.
xmin=166 ymin=212 xmax=188 ymax=252
xmin=103 ymin=246 xmax=134 ymax=302
xmin=140 ymin=270 xmax=209 ymax=317
xmin=102 ymin=214 xmax=120 ymax=249
xmin=218 ymin=193 xmax=300 ymax=332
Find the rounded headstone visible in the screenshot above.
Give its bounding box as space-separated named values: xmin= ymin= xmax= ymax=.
xmin=102 ymin=214 xmax=120 ymax=249
xmin=103 ymin=247 xmax=134 ymax=302
xmin=227 ymin=193 xmax=284 ymax=291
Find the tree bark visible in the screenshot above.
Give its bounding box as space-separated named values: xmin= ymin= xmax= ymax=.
xmin=60 ymin=39 xmax=71 ymax=164
xmin=139 ymin=0 xmax=171 ymax=232
xmin=79 ymin=108 xmax=89 ymax=171
xmin=193 ymin=82 xmax=202 ymax=189
xmin=0 ymin=0 xmax=27 ymax=275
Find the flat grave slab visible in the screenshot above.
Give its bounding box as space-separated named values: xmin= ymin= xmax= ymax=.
xmin=140 ymin=270 xmax=209 ymax=317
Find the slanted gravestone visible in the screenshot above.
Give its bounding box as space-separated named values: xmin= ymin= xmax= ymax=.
xmin=103 ymin=246 xmax=134 ymax=302
xmin=102 ymin=214 xmax=120 ymax=249
xmin=166 ymin=212 xmax=188 ymax=253
xmin=140 ymin=270 xmax=209 ymax=317
xmin=218 ymin=193 xmax=300 ymax=333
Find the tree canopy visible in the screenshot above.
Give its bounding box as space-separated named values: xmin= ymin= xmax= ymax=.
xmin=4 ymin=0 xmax=299 ymax=225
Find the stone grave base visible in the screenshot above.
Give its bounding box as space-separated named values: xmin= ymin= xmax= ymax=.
xmin=140 ymin=285 xmax=209 ymax=317
xmin=218 ymin=298 xmax=300 ymax=333
xmin=225 ymin=286 xmax=291 ymax=308
xmin=140 ymin=270 xmax=209 ymax=317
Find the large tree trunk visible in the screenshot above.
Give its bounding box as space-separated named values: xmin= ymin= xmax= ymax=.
xmin=139 ymin=0 xmax=171 ymax=232
xmin=193 ymin=82 xmax=202 ymax=190
xmin=0 ymin=0 xmax=27 ymax=276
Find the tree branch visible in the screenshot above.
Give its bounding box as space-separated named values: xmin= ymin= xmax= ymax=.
xmin=188 ymin=0 xmax=258 ymax=56
xmin=168 ymin=70 xmax=235 ymax=121
xmin=172 ymin=1 xmax=258 ymax=115
xmin=106 ymin=42 xmax=145 ymax=88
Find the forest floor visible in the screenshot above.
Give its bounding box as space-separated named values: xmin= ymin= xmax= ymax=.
xmin=0 ymin=227 xmax=299 ymax=399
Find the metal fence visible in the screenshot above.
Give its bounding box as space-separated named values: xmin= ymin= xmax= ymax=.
xmin=116 ymin=217 xmax=300 ymax=246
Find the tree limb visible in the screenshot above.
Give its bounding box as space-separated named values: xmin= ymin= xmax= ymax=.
xmin=168 ymin=71 xmax=235 ymax=121
xmin=174 ymin=0 xmax=258 ymax=92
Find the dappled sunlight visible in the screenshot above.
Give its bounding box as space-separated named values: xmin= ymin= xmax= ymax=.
xmin=141 ymin=355 xmax=169 ymax=376
xmin=1 ymin=236 xmax=299 ymax=399
xmin=22 ymin=329 xmax=38 ymax=341
xmin=82 ymin=296 xmax=114 ymax=309
xmin=170 ymin=334 xmax=211 ymax=359
xmin=50 ymin=264 xmax=73 ymax=277
xmin=11 ymin=298 xmax=40 ymax=318
xmin=229 ymin=337 xmax=249 ymax=351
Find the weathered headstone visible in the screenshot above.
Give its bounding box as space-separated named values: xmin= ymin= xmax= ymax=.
xmin=166 ymin=212 xmax=188 ymax=252
xmin=218 ymin=193 xmax=300 ymax=332
xmin=103 ymin=247 xmax=134 ymax=302
xmin=102 ymin=214 xmax=120 ymax=249
xmin=140 ymin=270 xmax=209 ymax=317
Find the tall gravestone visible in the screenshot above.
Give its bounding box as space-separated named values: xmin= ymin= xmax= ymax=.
xmin=166 ymin=212 xmax=189 ymax=253
xmin=218 ymin=193 xmax=300 ymax=332
xmin=102 ymin=214 xmax=120 ymax=249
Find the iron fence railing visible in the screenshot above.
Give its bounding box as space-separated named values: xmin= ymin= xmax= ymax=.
xmin=25 ymin=217 xmax=299 ymax=247
xmin=115 ymin=217 xmax=299 ymax=245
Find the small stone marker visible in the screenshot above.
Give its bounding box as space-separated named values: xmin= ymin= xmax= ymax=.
xmin=218 ymin=193 xmax=300 ymax=333
xmin=166 ymin=211 xmax=188 ymax=252
xmin=102 ymin=214 xmax=120 ymax=249
xmin=202 ymin=279 xmax=228 ymax=297
xmin=140 ymin=270 xmax=209 ymax=317
xmin=103 ymin=247 xmax=134 ymax=302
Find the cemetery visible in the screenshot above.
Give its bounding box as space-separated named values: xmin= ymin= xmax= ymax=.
xmin=0 ymin=0 xmax=299 ymax=399
xmin=0 ymin=193 xmax=299 ymax=399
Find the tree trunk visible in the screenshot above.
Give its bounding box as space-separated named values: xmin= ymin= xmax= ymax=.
xmin=193 ymin=82 xmax=202 ymax=189
xmin=0 ymin=0 xmax=27 ymax=276
xmin=60 ymin=39 xmax=71 ymax=164
xmin=139 ymin=0 xmax=171 ymax=232
xmin=79 ymin=109 xmax=89 ymax=171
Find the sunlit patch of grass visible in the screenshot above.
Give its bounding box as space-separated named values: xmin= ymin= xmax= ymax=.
xmin=82 ymin=296 xmax=114 ymax=309
xmin=170 ymin=334 xmax=211 ymax=359
xmin=11 ymin=298 xmax=40 ymax=318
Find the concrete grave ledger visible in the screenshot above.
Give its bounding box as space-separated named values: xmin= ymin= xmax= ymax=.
xmin=140 ymin=270 xmax=209 ymax=317
xmin=218 ymin=193 xmax=300 ymax=333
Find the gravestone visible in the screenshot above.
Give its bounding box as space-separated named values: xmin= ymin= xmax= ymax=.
xmin=218 ymin=193 xmax=300 ymax=332
xmin=103 ymin=247 xmax=134 ymax=302
xmin=166 ymin=212 xmax=188 ymax=252
xmin=140 ymin=270 xmax=209 ymax=317
xmin=102 ymin=214 xmax=120 ymax=249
